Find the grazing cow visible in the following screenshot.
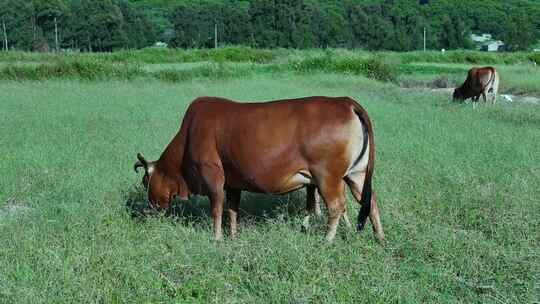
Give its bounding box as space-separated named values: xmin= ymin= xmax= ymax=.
xmin=134 ymin=96 xmax=384 ymax=243
xmin=453 ymin=67 xmax=500 ymax=107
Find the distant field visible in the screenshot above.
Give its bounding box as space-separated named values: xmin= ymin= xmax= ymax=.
xmin=1 ymin=56 xmax=539 ymax=303
xmin=1 ymin=47 xmax=539 ymax=95
xmin=0 ymin=47 xmax=538 ymax=65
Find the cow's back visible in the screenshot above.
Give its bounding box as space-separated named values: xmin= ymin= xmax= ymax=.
xmin=466 ymin=67 xmax=496 ymax=91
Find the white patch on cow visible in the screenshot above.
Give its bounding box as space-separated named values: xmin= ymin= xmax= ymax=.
xmin=347 ymin=142 xmax=369 ymax=175
xmin=147 ymin=164 xmax=155 ymax=175
xmin=490 ymin=70 xmax=500 ymax=104
xmin=345 ymin=116 xmax=369 ymax=176
xmin=289 ymin=170 xmax=314 ymax=185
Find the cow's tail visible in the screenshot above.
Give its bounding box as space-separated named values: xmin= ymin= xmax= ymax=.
xmin=347 ymin=98 xmax=375 ymax=232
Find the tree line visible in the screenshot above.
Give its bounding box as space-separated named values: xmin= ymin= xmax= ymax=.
xmin=1 ymin=0 xmax=539 ymax=52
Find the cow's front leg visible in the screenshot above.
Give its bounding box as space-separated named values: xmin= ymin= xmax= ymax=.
xmin=200 ymin=163 xmax=226 ymax=241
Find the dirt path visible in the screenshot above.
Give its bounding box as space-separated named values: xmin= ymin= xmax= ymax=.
xmin=421 ymin=87 xmax=540 ymax=105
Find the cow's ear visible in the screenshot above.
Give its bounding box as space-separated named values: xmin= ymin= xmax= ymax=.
xmin=134 ymin=153 xmax=148 ymax=173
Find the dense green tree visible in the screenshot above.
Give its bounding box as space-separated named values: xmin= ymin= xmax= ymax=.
xmin=248 ymin=0 xmax=278 ymax=48
xmin=68 ymin=0 xmax=128 ymax=51
xmin=119 ymin=0 xmax=157 ymax=49
xmin=0 ymin=0 xmax=539 ymax=52
xmin=0 ymin=0 xmax=22 ymax=50
xmin=169 ymin=1 xmax=222 ymax=48
xmin=222 ymin=1 xmax=251 ymax=46
xmin=502 ymin=11 xmax=537 ymax=51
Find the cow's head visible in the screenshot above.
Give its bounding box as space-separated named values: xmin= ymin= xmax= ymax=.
xmin=134 ymin=153 xmax=188 ymax=210
xmin=452 ymin=87 xmax=465 ymax=101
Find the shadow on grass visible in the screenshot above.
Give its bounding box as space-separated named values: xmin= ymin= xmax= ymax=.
xmin=123 ymin=185 xmax=309 ymax=226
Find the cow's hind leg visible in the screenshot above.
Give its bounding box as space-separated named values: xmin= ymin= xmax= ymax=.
xmin=314 ymin=188 xmax=322 ymax=216
xmin=489 ymin=85 xmax=498 ymax=104
xmin=210 ymin=190 xmax=225 ymax=241
xmin=317 ymin=179 xmax=346 ymax=242
xmin=491 ymin=75 xmax=499 ymax=104
xmin=226 ymin=188 xmax=241 ymax=239
xmin=345 ymin=173 xmax=385 ymax=243
xmin=304 ymin=185 xmax=350 ymax=232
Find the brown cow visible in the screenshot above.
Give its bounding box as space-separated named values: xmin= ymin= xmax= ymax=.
xmin=134 ymin=96 xmax=384 ymax=243
xmin=453 ymin=67 xmax=500 ymax=107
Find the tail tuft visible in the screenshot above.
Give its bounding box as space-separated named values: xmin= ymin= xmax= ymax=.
xmin=356 ymin=179 xmax=371 ymax=231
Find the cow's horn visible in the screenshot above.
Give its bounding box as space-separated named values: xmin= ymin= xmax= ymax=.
xmin=134 ymin=153 xmax=148 ymax=173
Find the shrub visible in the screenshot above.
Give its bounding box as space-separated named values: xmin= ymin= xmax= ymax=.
xmin=288 ymin=55 xmax=396 ymax=82
xmin=151 ymin=69 xmax=193 ymax=82
xmin=207 ymin=47 xmax=275 ymax=63
xmin=528 ymin=53 xmax=540 ymax=65
xmin=152 ymin=63 xmax=256 ymax=83
xmin=397 ymin=50 xmax=533 ymax=65
xmin=430 ymin=76 xmax=454 ymax=88
xmin=360 ymin=58 xmax=396 ymax=82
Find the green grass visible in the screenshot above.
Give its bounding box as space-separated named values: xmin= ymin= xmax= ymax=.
xmin=1 ymin=72 xmax=539 ymax=303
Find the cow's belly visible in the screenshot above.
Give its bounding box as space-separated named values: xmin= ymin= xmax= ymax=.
xmin=223 ymin=165 xmax=314 ymax=194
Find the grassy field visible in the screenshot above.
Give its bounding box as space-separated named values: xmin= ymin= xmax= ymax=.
xmin=1 ymin=57 xmax=540 ymax=303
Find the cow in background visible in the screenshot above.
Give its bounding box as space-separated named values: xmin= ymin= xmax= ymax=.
xmin=453 ymin=67 xmax=500 ymax=108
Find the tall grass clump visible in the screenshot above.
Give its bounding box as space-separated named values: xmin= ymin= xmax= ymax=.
xmin=0 ymin=60 xmax=144 ymax=81
xmin=0 ymin=61 xmax=262 ymax=82
xmin=110 ymin=46 xmax=276 ymax=64
xmin=206 ymin=47 xmax=276 ymax=63
xmin=153 ymin=63 xmax=257 ymax=82
xmin=396 ymin=50 xmax=537 ymax=65
xmin=0 ymin=46 xmax=278 ymax=64
xmin=396 ymin=64 xmax=468 ymax=75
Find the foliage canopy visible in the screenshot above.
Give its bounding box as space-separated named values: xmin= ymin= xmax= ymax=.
xmin=0 ymin=0 xmax=538 ymax=51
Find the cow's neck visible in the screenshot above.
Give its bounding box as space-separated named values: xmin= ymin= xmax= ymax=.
xmin=156 ymin=131 xmax=189 ymax=198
